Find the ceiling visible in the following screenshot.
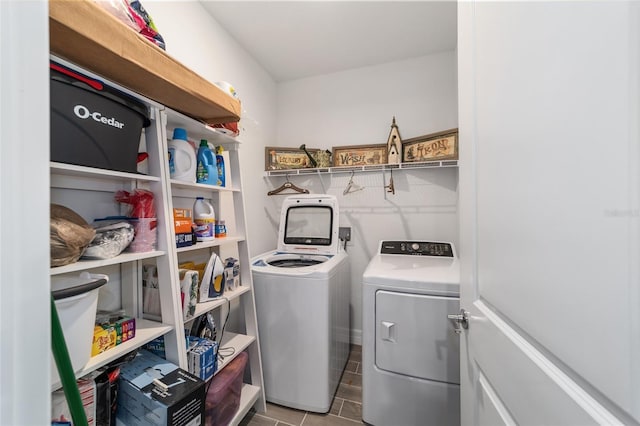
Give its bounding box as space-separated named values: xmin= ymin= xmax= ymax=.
xmin=200 ymin=1 xmax=458 ymax=82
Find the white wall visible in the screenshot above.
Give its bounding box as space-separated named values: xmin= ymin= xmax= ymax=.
xmin=274 ymin=52 xmax=459 ymax=341
xmin=142 ymin=4 xmax=459 ymax=343
xmin=144 ymin=0 xmax=278 ymax=256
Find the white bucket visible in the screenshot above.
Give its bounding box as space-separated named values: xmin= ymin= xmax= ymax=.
xmin=51 ymin=272 xmax=108 ymax=386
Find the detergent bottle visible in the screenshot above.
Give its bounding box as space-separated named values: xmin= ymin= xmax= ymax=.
xmin=193 ymin=197 xmax=215 ymax=241
xmin=196 ymin=140 xmax=216 ymax=185
xmin=167 ymin=128 xmax=196 ymax=182
xmin=216 ymin=146 xmax=226 ymax=187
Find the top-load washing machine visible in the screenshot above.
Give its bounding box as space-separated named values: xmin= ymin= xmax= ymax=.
xmin=251 ymin=194 xmax=350 ymax=412
xmin=362 ymin=240 xmax=460 ymax=426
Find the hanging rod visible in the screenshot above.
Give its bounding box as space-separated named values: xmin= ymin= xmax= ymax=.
xmin=263 ymin=160 xmax=458 ymax=177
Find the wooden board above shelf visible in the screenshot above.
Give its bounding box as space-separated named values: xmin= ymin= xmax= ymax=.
xmin=49 ymin=0 xmax=240 ymax=125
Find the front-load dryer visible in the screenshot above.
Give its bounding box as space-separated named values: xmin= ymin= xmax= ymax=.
xmin=251 ymin=194 xmax=350 ymax=412
xmin=362 ymin=240 xmax=460 ymax=426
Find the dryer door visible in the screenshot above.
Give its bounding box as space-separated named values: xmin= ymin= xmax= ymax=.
xmin=375 ymin=290 xmax=460 ymax=384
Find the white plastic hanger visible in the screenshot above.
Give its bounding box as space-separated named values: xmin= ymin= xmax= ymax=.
xmin=343 ymin=171 xmax=364 ymax=195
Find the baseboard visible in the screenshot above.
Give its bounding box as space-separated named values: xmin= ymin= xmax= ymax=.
xmin=350 ymin=328 xmax=362 ymax=346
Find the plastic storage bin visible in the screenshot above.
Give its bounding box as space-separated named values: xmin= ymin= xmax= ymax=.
xmin=50 ymin=272 xmax=108 ymax=386
xmin=205 ymin=351 xmax=248 ymax=426
xmin=50 ymin=61 xmax=150 ymax=173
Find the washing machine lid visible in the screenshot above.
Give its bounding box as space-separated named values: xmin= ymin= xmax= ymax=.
xmin=277 ymin=194 xmax=340 ymax=256
xmin=363 ymin=240 xmax=460 ymax=295
xmin=261 ymin=253 xmax=329 ymax=267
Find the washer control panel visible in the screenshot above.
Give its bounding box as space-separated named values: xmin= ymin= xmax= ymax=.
xmin=380 ymin=241 xmax=454 ymax=257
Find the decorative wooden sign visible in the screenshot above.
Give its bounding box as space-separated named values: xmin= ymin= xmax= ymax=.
xmin=332 ymin=144 xmax=388 ymax=167
xmin=402 ymin=129 xmax=458 ymax=162
xmin=265 ymin=147 xmax=319 ymax=170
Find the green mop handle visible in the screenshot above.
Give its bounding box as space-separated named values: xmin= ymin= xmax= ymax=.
xmin=51 ymin=295 xmax=89 ymax=426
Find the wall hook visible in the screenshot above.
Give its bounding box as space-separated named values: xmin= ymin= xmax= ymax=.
xmin=385 ymin=169 xmax=395 ymax=195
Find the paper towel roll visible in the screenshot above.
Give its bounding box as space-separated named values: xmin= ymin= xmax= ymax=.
xmin=179 ymin=269 xmax=198 ymax=320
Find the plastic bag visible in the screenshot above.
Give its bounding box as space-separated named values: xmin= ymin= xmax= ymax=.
xmin=129 ymin=0 xmax=166 ymax=50
xmin=115 ymin=190 xmax=157 ymax=252
xmin=94 ymin=0 xmax=166 ymax=50
xmin=115 ymin=189 xmax=156 ymax=218
xmin=50 ymin=204 xmax=96 ymax=267
xmin=82 ymin=219 xmax=135 ymax=260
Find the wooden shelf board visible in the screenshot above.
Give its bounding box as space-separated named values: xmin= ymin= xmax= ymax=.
xmin=49 ymin=0 xmax=240 ymax=125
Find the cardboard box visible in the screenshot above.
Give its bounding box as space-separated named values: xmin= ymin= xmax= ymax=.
xmin=92 ymin=325 xmax=117 ymax=357
xmin=224 ymin=258 xmax=240 ymax=290
xmin=173 ymin=208 xmax=193 ymax=235
xmin=174 ymin=219 xmax=193 ymax=235
xmin=145 ymin=337 xmax=166 ymax=358
xmin=49 ymin=0 xmax=240 ymax=125
xmin=187 ymin=337 xmax=218 ymax=382
xmin=117 ymin=350 xmax=205 ymax=426
xmin=96 ymin=311 xmax=137 ymax=348
xmin=113 ymin=316 xmax=136 ymax=345
xmin=175 ymin=232 xmax=195 ymax=248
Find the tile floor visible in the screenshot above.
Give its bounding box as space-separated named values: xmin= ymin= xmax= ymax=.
xmin=240 ymin=345 xmax=364 ymax=425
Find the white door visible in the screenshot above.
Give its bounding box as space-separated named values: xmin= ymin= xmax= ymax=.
xmin=457 ymin=2 xmax=640 ymax=425
xmin=0 ymin=1 xmax=51 ymax=425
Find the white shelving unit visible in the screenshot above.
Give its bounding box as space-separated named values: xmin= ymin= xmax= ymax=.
xmin=50 ymin=59 xmax=265 ymax=422
xmin=163 ymin=107 xmax=266 ymax=422
xmin=264 ymin=159 xmax=458 ymax=177
xmin=49 ymin=84 xmax=184 ymax=390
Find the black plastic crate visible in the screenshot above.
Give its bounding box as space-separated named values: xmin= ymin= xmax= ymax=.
xmin=50 ymin=62 xmax=151 ymax=173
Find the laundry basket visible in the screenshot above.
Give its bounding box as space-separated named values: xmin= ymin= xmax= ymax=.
xmin=51 ymin=272 xmax=108 ymax=385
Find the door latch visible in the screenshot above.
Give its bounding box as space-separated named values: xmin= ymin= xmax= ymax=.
xmin=447 ymin=309 xmax=470 ymax=334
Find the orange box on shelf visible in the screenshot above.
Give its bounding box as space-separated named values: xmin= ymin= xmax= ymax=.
xmin=173 ymin=208 xmax=191 ymax=219
xmin=173 ymin=208 xmax=193 ymax=234
xmin=174 ymin=219 xmax=193 ymax=234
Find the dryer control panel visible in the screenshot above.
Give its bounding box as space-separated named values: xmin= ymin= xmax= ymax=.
xmin=380 ymin=241 xmax=454 ymax=257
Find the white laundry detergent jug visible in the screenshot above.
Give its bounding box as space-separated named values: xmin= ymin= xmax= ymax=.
xmin=193 ymin=197 xmax=215 ymax=242
xmin=168 ymin=127 xmax=196 ymax=183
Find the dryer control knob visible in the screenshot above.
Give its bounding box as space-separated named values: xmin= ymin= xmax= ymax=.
xmin=411 ymin=243 xmax=420 ymax=251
